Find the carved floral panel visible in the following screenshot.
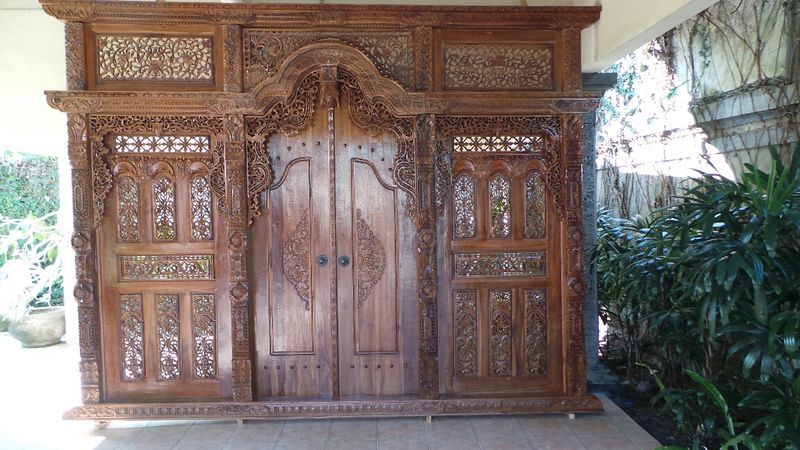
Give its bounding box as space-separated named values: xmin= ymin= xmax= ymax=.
xmin=525 ymin=289 xmax=547 ymax=375
xmin=282 ymin=209 xmax=311 ymax=310
xmin=120 ymin=255 xmax=214 ymax=281
xmin=116 ymin=176 xmax=140 ymax=242
xmin=454 ymin=290 xmax=478 ymax=377
xmin=192 ymin=293 xmax=217 ymax=380
xmin=120 ymin=294 xmax=144 ymax=382
xmin=96 ymin=35 xmax=214 ymax=83
xmin=525 ymin=171 xmax=546 ymax=239
xmin=156 ymin=294 xmax=180 ymax=381
xmin=453 ymin=173 xmax=476 ymax=239
xmin=489 ymin=174 xmax=511 ymax=238
xmin=356 ymin=209 xmax=386 ymax=311
xmin=444 ymin=44 xmax=552 ymax=90
xmin=490 ymin=290 xmax=512 ymax=376
xmin=190 ymin=176 xmax=213 ymax=241
xmin=114 ymin=135 xmax=210 ymax=153
xmin=153 ymin=177 xmax=177 ymax=241
xmin=244 ymin=30 xmax=413 ymax=89
xmin=454 ymin=251 xmax=546 ymax=277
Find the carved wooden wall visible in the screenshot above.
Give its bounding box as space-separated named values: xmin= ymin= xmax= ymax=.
xmin=44 ymin=0 xmax=604 ymax=419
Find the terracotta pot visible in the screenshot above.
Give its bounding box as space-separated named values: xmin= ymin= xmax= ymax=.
xmin=8 ymin=306 xmax=66 ymax=348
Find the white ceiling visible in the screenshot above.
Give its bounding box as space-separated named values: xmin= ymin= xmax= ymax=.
xmin=0 ymin=0 xmax=718 ymax=156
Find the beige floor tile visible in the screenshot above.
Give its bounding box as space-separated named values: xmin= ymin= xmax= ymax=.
xmin=527 ymin=432 xmax=587 ymax=450
xmin=377 ymin=438 xmax=429 ymax=450
xmin=329 ymin=418 xmax=378 ymax=440
xmin=575 ymin=434 xmax=641 ymax=450
xmin=326 ymin=437 xmax=378 ymax=449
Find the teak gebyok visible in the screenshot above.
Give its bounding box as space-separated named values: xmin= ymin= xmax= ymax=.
xmin=42 ymin=0 xmax=605 ymax=420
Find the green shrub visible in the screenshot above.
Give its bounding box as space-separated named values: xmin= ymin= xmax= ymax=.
xmin=0 ymin=150 xmax=59 ymax=220
xmin=596 ymin=146 xmax=800 ymax=449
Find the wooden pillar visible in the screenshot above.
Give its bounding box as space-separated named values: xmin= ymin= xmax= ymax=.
xmin=563 ymin=114 xmax=587 ymax=396
xmin=414 ymin=114 xmax=439 ymax=399
xmin=224 ymin=114 xmax=253 ymax=402
xmin=65 ymin=21 xmax=103 ymax=404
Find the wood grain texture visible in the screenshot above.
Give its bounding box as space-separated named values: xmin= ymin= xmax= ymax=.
xmin=49 ymin=0 xmax=601 ymax=418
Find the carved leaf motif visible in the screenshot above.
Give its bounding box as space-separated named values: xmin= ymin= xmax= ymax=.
xmin=116 ymin=176 xmax=140 ymax=242
xmin=339 ymin=70 xmax=414 ymax=139
xmin=190 ymin=175 xmax=214 ymax=240
xmin=153 ymin=177 xmax=177 ymax=241
xmin=444 ymin=44 xmax=552 ymax=90
xmin=192 ymin=293 xmax=217 ymax=380
xmin=120 ymin=294 xmax=144 ymax=381
xmin=489 ymin=174 xmax=511 ymax=238
xmin=282 ymin=209 xmax=311 ymax=310
xmin=155 ymin=294 xmax=180 ymax=381
xmin=525 ymin=289 xmax=547 ymax=375
xmin=356 ymin=209 xmax=386 ymax=311
xmin=96 ymin=35 xmax=213 ymax=82
xmin=244 ymin=30 xmax=413 ymax=90
xmin=453 ymin=173 xmax=476 ymax=239
xmin=455 ymin=290 xmax=478 ymax=376
xmin=525 ymin=171 xmax=546 ymax=238
xmin=490 ymin=290 xmax=512 ymax=376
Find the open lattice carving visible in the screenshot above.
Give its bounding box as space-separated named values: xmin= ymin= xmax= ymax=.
xmin=244 ymin=30 xmax=413 ymax=90
xmin=96 ymin=35 xmax=213 ymax=83
xmin=444 ymin=44 xmax=552 ymax=90
xmin=115 ymin=135 xmax=210 ymax=153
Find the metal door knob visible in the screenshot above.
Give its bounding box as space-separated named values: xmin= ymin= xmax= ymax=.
xmin=317 ymin=255 xmax=329 ymax=266
xmin=337 ymin=255 xmax=350 ymax=267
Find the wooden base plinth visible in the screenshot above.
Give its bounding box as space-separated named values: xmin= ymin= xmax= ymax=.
xmin=64 ymin=395 xmax=603 ymax=420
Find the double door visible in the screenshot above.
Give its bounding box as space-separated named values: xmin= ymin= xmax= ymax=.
xmin=251 ymin=98 xmax=418 ymax=399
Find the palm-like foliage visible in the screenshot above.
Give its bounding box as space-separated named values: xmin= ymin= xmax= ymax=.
xmin=596 ymin=146 xmax=800 ymax=448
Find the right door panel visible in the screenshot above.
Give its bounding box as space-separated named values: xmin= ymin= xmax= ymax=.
xmin=444 ymin=153 xmax=563 ymax=396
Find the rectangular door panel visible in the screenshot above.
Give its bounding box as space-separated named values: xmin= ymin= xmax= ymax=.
xmin=334 ymin=101 xmax=418 ymax=398
xmin=350 ymin=159 xmax=399 ymax=355
xmin=251 ymin=109 xmax=334 ymax=399
xmin=267 ymin=158 xmax=315 ymax=355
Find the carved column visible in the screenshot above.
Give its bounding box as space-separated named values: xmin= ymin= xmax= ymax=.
xmin=224 ymin=114 xmax=253 ymax=402
xmin=561 ymin=28 xmax=582 ymax=91
xmin=414 ymin=114 xmax=439 ymax=399
xmin=223 ymin=25 xmax=243 ymax=93
xmin=563 ymin=114 xmax=587 ymax=396
xmin=69 ymin=112 xmax=103 ymax=404
xmin=65 ymin=21 xmax=102 ymax=404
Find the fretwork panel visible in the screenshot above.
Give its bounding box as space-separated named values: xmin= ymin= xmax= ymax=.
xmin=447 ymin=152 xmax=559 ymax=395
xmin=100 ymin=147 xmax=225 ymax=401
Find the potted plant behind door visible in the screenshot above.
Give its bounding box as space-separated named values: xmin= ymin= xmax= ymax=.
xmin=0 ymin=213 xmax=65 ymax=347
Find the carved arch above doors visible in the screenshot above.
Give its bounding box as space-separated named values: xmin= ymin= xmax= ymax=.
xmin=243 ymin=42 xmax=421 ymax=224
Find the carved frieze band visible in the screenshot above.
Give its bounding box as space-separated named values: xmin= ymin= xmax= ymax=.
xmin=63 ymin=395 xmax=604 ymax=420
xmin=244 ymin=30 xmax=413 ymax=90
xmin=444 ymin=44 xmax=553 ymax=90
xmin=454 ymin=251 xmax=546 ymax=278
xmin=96 ymin=35 xmax=214 ymax=83
xmin=119 ymin=255 xmax=214 ymax=281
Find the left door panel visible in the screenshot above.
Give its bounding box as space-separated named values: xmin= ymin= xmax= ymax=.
xmin=99 ymin=135 xmax=228 ymax=401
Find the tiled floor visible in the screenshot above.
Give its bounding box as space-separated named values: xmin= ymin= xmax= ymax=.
xmin=0 ymin=334 xmax=662 ymax=449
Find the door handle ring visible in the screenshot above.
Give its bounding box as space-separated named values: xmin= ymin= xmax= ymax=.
xmin=317 ymin=255 xmax=329 ymax=267
xmin=337 ymin=255 xmax=350 ymax=267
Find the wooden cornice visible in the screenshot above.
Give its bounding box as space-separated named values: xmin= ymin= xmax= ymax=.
xmin=40 ymin=1 xmax=601 ymax=29
xmin=45 ymin=90 xmax=600 ymax=116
